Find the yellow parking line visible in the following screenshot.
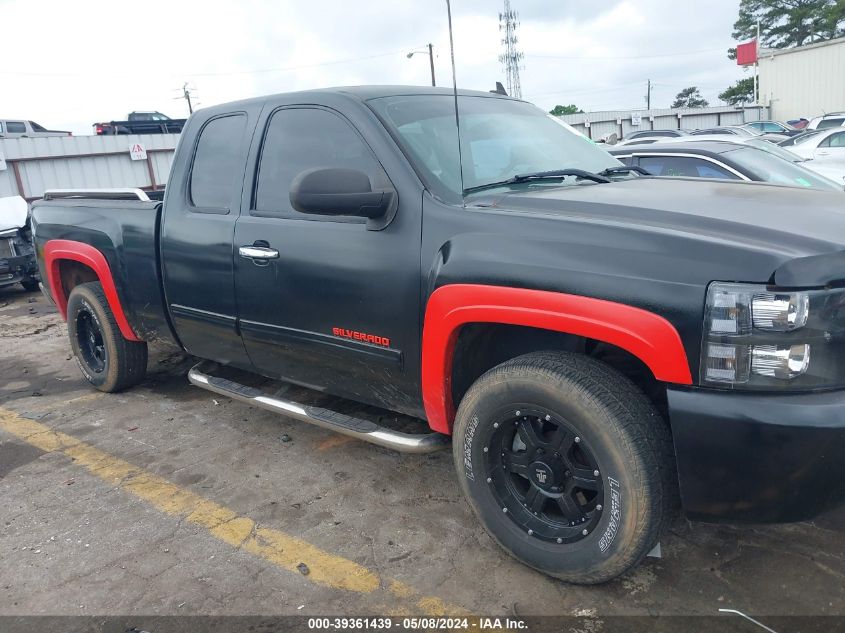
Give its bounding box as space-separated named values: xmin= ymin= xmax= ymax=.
xmin=0 ymin=407 xmax=465 ymax=614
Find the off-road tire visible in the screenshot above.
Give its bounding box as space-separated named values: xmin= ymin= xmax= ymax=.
xmin=452 ymin=351 xmax=675 ymax=584
xmin=66 ymin=281 xmax=147 ymax=392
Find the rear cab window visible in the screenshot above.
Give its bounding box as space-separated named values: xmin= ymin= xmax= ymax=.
xmin=189 ymin=114 xmax=247 ymax=212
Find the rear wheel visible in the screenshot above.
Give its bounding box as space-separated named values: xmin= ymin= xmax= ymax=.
xmin=452 ymin=351 xmax=674 ymax=584
xmin=66 ymin=282 xmax=147 ymax=392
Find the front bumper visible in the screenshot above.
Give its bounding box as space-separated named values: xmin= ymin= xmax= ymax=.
xmin=668 ymin=386 xmax=845 ymax=523
xmin=0 ymin=253 xmax=38 ymax=288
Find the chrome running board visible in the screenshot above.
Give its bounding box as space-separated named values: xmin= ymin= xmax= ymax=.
xmin=188 ymin=362 xmax=450 ymax=454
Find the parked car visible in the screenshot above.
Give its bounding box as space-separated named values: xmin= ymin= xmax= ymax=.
xmin=807 ymin=113 xmax=845 ymax=130
xmin=31 ymin=86 xmax=845 ymax=585
xmin=609 ymin=140 xmax=842 ymax=191
xmin=741 ymin=120 xmax=800 ymax=136
xmin=0 ymin=120 xmax=71 ymax=139
xmin=0 ymin=196 xmax=40 ymax=291
xmin=94 ymin=111 xmax=186 ymax=135
xmin=689 ymin=126 xmax=760 ymax=137
xmin=787 ymin=127 xmax=845 ymax=163
xmin=624 ymin=129 xmax=688 ymax=140
xmin=663 ymin=135 xmax=845 ymax=185
xmin=787 ymin=118 xmax=810 ymax=129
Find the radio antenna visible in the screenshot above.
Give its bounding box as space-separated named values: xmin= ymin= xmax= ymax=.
xmin=445 ymin=0 xmax=466 ymax=205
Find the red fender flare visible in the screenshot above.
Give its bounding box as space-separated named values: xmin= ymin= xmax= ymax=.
xmin=421 ymin=284 xmax=693 ymax=434
xmin=44 ymin=239 xmax=141 ymax=342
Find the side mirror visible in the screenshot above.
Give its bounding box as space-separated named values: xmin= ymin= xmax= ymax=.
xmin=290 ymin=168 xmax=396 ymax=220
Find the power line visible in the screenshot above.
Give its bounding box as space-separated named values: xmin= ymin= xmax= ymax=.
xmin=0 ymin=49 xmax=410 ymax=78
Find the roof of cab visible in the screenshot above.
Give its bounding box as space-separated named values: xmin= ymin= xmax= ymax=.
xmin=196 ymin=85 xmax=519 ymax=114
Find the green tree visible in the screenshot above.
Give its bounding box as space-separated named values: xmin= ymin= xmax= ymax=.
xmin=728 ymin=0 xmax=845 ymax=58
xmin=549 ymin=104 xmax=583 ymax=116
xmin=719 ymin=77 xmax=757 ymax=105
xmin=671 ymin=87 xmax=709 ymax=109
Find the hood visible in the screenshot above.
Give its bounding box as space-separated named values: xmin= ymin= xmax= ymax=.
xmin=471 ymin=177 xmax=845 ymax=286
xmin=0 ymin=196 xmax=28 ymax=232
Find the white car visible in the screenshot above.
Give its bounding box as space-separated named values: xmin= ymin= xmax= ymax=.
xmin=789 ymin=127 xmax=845 ymax=163
xmin=807 ymin=113 xmax=845 ymax=130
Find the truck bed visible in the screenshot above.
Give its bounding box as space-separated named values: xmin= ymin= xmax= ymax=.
xmin=30 ymin=197 xmax=177 ymax=345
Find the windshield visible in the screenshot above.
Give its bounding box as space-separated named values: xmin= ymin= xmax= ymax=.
xmin=727 ymin=146 xmax=841 ymax=191
xmin=368 ymin=95 xmax=621 ymax=201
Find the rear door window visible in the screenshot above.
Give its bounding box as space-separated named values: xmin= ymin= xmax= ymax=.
xmin=189 ymin=114 xmax=247 ymax=211
xmin=6 ymin=121 xmax=26 ymax=134
xmin=820 ymin=132 xmax=845 ymax=148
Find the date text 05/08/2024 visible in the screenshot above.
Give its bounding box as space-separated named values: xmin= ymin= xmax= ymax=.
xmin=307 ymin=617 xmax=528 ymax=630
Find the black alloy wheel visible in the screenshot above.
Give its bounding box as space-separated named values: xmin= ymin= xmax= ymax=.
xmin=76 ymin=308 xmax=107 ymax=374
xmin=487 ymin=408 xmax=604 ymax=544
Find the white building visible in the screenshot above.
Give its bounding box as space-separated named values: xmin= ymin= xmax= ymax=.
xmin=758 ymin=36 xmax=845 ymax=121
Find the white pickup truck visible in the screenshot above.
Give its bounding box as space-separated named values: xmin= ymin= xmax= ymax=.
xmin=0 ymin=120 xmax=71 ymax=139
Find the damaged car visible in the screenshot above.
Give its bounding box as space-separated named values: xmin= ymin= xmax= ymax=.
xmin=0 ymin=196 xmax=40 ymax=292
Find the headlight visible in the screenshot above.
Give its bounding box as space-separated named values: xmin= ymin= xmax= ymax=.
xmin=701 ymin=282 xmax=845 ymax=390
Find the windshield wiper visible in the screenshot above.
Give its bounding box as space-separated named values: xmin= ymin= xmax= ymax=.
xmin=463 ymin=168 xmax=611 ymax=196
xmin=598 ymin=165 xmax=651 ymax=177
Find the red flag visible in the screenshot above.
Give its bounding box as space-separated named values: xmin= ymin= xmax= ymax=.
xmin=736 ymin=39 xmax=758 ymax=65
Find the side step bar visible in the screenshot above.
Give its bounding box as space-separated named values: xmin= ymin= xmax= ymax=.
xmin=188 ymin=362 xmax=450 ymax=454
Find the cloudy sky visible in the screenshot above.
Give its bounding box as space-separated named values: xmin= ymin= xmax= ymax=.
xmin=2 ymin=0 xmax=750 ymax=135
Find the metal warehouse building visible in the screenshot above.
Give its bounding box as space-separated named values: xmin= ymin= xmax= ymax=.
xmin=759 ymin=36 xmax=845 ymax=121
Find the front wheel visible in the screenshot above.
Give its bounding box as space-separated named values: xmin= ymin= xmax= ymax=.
xmin=452 ymin=351 xmax=675 ymax=584
xmin=66 ymin=281 xmax=148 ymax=392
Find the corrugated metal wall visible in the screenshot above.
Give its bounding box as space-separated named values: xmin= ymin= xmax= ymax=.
xmin=0 ymin=134 xmax=179 ymax=201
xmin=559 ymin=105 xmax=767 ymax=140
xmin=759 ymin=37 xmax=845 ymax=121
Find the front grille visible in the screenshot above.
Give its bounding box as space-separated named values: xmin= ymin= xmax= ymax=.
xmin=0 ymin=238 xmax=14 ymax=258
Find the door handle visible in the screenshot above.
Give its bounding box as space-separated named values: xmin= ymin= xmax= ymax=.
xmin=239 ymin=245 xmax=279 ymax=260
xmin=817 ymin=150 xmax=831 ymax=156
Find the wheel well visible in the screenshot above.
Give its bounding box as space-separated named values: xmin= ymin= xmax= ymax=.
xmin=450 ymin=323 xmax=668 ymax=419
xmin=56 ymin=260 xmax=98 ymax=307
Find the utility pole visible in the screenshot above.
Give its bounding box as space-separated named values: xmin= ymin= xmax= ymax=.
xmin=646 ymin=79 xmax=651 ymax=110
xmin=181 ymin=82 xmax=194 ymax=115
xmin=498 ymin=0 xmax=524 ymax=99
xmin=428 ymin=43 xmax=436 ymax=87
xmin=406 ymin=45 xmax=436 ymax=86
xmin=753 ymin=22 xmax=760 ymax=105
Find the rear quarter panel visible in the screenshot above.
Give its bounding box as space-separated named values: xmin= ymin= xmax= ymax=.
xmin=31 ymin=199 xmax=177 ymax=345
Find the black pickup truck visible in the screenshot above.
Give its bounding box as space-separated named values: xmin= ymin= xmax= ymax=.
xmin=94 ymin=111 xmax=186 ymax=135
xmin=32 ymin=86 xmax=845 ymax=584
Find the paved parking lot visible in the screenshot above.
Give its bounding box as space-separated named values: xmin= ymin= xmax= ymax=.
xmin=1 ymin=285 xmax=844 ymax=628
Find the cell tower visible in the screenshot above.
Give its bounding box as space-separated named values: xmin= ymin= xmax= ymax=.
xmin=498 ymin=0 xmax=524 ymax=98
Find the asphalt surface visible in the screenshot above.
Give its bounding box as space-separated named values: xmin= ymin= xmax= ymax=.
xmin=1 ymin=284 xmax=844 ymax=629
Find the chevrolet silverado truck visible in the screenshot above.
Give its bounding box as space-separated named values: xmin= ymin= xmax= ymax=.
xmin=31 ymin=87 xmax=845 ymax=584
